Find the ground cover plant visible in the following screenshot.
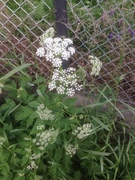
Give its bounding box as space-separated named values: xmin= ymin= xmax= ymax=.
xmin=0 ymin=63 xmax=135 ymax=180
xmin=0 ymin=27 xmax=135 ymax=180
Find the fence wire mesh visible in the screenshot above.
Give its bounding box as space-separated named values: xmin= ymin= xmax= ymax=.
xmin=0 ymin=0 xmax=135 ymax=104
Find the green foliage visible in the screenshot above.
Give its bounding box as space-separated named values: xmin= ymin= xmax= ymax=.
xmin=0 ymin=66 xmax=135 ymax=179
xmin=6 ymin=0 xmax=55 ymax=36
xmin=68 ymin=0 xmax=135 ymax=63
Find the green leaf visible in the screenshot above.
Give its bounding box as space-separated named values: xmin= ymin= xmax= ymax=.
xmin=17 ymin=88 xmax=28 ymax=102
xmin=36 ymin=89 xmax=45 ymax=100
xmin=0 ymin=99 xmax=16 ymax=112
xmin=28 ymin=100 xmax=40 ymax=108
xmin=92 ymin=116 xmax=110 ymax=131
xmin=15 ymin=106 xmax=34 ymax=121
xmin=10 ymin=128 xmax=27 ymax=133
xmin=8 ymin=103 xmax=21 ymax=116
xmin=54 ymin=147 xmax=63 ymax=161
xmin=0 ymin=99 xmax=16 ymax=118
xmin=83 ymin=150 xmax=111 ymax=156
xmin=21 ymin=156 xmax=28 ymax=166
xmin=0 ymin=163 xmax=10 ymax=176
xmin=73 ymin=171 xmax=82 ymax=180
xmin=26 ymin=117 xmax=35 ymax=128
xmin=19 ymin=76 xmax=31 ymax=88
xmin=0 ymin=63 xmax=31 ymax=82
xmin=100 ymin=156 xmax=104 ymax=172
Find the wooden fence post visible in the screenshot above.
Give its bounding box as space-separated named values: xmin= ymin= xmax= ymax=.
xmin=54 ymin=0 xmax=69 ymax=69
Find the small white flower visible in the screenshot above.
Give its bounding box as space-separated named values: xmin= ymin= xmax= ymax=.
xmin=61 ymin=50 xmax=71 ymax=60
xmin=44 ymin=37 xmax=54 ymax=48
xmin=37 ymin=124 xmax=45 ymax=130
xmin=68 ymin=47 xmax=75 ymax=55
xmin=72 ymin=123 xmax=93 ymax=139
xmin=30 ymin=153 xmax=42 ymax=160
xmin=36 ymin=104 xmax=55 ymax=121
xmin=0 ymin=136 xmax=6 ymax=146
xmin=27 ymin=160 xmax=38 ymax=170
xmin=37 ymin=35 xmax=75 ymax=68
xmin=66 ymin=88 xmax=75 ymax=97
xmin=65 ymin=144 xmax=78 ymax=157
xmin=17 ymin=87 xmax=23 ymax=98
xmin=89 ymin=55 xmax=102 ymax=76
xmin=34 ymin=128 xmax=59 ymax=150
xmin=52 ymin=58 xmax=62 ymax=67
xmin=57 ymin=86 xmax=65 ymax=94
xmin=27 ymin=82 xmax=34 ymax=86
xmin=0 ymin=83 xmax=4 ymax=94
xmin=48 ymin=67 xmax=82 ymax=96
xmin=39 ymin=27 xmax=55 ymax=46
xmin=64 ymin=38 xmax=73 ymax=45
xmin=36 ymin=47 xmax=45 ymax=57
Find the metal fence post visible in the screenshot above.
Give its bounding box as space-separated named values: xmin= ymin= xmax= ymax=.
xmin=54 ymin=0 xmax=69 ymax=69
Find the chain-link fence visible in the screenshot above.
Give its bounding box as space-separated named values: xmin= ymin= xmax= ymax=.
xmin=0 ymin=0 xmax=135 ymax=104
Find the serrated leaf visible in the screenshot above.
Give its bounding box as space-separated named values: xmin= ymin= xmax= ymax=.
xmin=26 ymin=118 xmax=35 ymax=128
xmin=28 ymin=100 xmax=40 ymax=108
xmin=54 ymin=147 xmax=63 ymax=161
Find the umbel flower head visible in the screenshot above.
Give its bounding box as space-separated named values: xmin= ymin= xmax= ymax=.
xmin=48 ymin=67 xmax=82 ymax=96
xmin=65 ymin=143 xmax=78 ymax=157
xmin=33 ymin=127 xmax=59 ymax=151
xmin=72 ymin=123 xmax=93 ymax=139
xmin=36 ymin=36 xmax=75 ymax=68
xmin=36 ymin=103 xmax=55 ymax=121
xmin=36 ymin=28 xmax=102 ymax=96
xmin=89 ymin=55 xmax=102 ymax=76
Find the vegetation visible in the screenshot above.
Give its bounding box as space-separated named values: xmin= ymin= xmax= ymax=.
xmin=0 ymin=64 xmax=135 ymax=179
xmin=0 ymin=0 xmax=135 ymax=179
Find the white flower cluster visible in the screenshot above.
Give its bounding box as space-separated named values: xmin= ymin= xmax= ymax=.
xmin=27 ymin=160 xmax=38 ymax=170
xmin=36 ymin=103 xmax=55 ymax=121
xmin=36 ymin=47 xmax=45 ymax=58
xmin=17 ymin=87 xmax=23 ymax=98
xmin=36 ymin=28 xmax=83 ymax=96
xmin=30 ymin=153 xmax=42 ymax=160
xmin=72 ymin=123 xmax=93 ymax=139
xmin=37 ymin=124 xmax=45 ymax=130
xmin=33 ymin=127 xmax=59 ymax=151
xmin=43 ymin=37 xmax=75 ymax=68
xmin=65 ymin=143 xmax=78 ymax=157
xmin=36 ymin=28 xmax=75 ymax=68
xmin=48 ymin=67 xmax=82 ymax=96
xmin=0 ymin=136 xmax=6 ymax=146
xmin=0 ymin=82 xmax=4 ymax=94
xmin=89 ymin=55 xmax=102 ymax=76
xmin=18 ymin=173 xmax=24 ymax=177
